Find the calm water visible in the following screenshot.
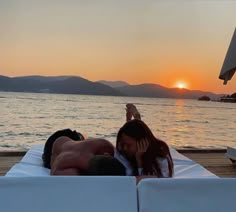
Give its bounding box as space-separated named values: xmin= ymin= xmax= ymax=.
xmin=0 ymin=92 xmax=235 ymax=151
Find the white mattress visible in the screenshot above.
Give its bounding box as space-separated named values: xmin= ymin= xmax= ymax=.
xmin=137 ymin=178 xmax=236 ymax=212
xmin=6 ymin=145 xmax=217 ymax=178
xmin=6 ymin=145 xmax=49 ymax=177
xmin=0 ymin=176 xmax=137 ymax=212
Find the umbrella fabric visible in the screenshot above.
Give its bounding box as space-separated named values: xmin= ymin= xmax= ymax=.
xmin=219 ymin=28 xmax=236 ymax=85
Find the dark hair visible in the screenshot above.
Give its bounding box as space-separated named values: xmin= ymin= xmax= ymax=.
xmin=42 ymin=129 xmax=84 ymax=169
xmin=87 ymin=155 xmax=126 ymax=176
xmin=116 ymin=119 xmax=173 ymax=177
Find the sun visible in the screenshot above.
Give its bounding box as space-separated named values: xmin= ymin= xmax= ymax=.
xmin=175 ymin=82 xmax=187 ymax=89
xmin=177 ymin=83 xmax=185 ymax=89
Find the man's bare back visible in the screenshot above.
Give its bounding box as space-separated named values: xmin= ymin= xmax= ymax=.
xmin=50 ymin=137 xmax=115 ymax=175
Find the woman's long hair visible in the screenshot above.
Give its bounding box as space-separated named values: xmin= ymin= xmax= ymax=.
xmin=116 ymin=119 xmax=173 ymax=177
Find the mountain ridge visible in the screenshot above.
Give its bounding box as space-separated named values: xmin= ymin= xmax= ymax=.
xmin=0 ymin=75 xmax=226 ymax=99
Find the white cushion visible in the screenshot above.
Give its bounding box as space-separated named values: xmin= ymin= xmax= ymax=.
xmin=20 ymin=144 xmax=44 ymax=166
xmin=170 ymin=148 xmax=217 ymax=178
xmin=6 ymin=144 xmax=49 ymax=176
xmin=5 ymin=163 xmax=50 ymax=177
xmin=0 ymin=176 xmax=137 ymax=212
xmin=174 ymin=164 xmax=217 ymax=178
xmin=137 ymin=178 xmax=236 ymax=212
xmin=170 ymin=148 xmax=195 ymax=165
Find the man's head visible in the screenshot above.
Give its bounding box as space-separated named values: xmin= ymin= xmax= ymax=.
xmin=42 ymin=129 xmax=84 ymax=169
xmin=87 ymin=155 xmax=126 ymax=176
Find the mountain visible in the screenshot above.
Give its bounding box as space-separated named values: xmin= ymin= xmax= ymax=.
xmin=14 ymin=75 xmax=73 ymax=82
xmin=0 ymin=75 xmax=122 ymax=96
xmin=97 ymin=80 xmax=130 ymax=88
xmin=0 ymin=75 xmax=226 ymax=99
xmin=116 ymin=83 xmax=223 ymax=100
xmin=44 ymin=77 xmax=123 ymax=95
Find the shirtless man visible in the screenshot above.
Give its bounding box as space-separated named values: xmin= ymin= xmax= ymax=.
xmin=42 ymin=129 xmax=125 ymax=176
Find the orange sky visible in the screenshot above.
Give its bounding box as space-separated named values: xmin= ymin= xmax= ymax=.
xmin=1 ymin=1 xmax=236 ymax=94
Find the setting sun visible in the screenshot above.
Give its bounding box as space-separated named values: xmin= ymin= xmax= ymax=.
xmin=175 ymin=82 xmax=187 ymax=89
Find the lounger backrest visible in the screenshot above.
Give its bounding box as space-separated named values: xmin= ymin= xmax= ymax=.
xmin=5 ymin=163 xmax=50 ymax=176
xmin=0 ymin=176 xmax=137 ymax=212
xmin=137 ymin=178 xmax=236 ymax=212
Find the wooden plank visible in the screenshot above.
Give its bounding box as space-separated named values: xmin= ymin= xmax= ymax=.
xmin=178 ymin=149 xmax=226 ymax=153
xmin=181 ymin=151 xmax=236 ymax=178
xmin=0 ymin=156 xmax=22 ymax=176
xmin=0 ymin=151 xmax=26 ymax=156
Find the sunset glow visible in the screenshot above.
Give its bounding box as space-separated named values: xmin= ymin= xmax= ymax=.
xmin=177 ymin=84 xmax=185 ymax=89
xmin=175 ymin=82 xmax=187 ymax=89
xmin=1 ymin=1 xmax=236 ymax=93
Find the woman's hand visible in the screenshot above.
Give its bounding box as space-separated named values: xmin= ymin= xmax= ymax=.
xmin=136 ymin=138 xmax=149 ymax=167
xmin=126 ymin=103 xmax=141 ymax=120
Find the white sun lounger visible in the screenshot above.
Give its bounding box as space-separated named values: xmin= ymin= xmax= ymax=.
xmin=137 ymin=178 xmax=236 ymax=212
xmin=6 ymin=144 xmax=217 ymax=178
xmin=225 ymin=146 xmax=236 ymax=163
xmin=3 ymin=145 xmax=225 ymax=212
xmin=0 ymin=176 xmax=137 ymax=212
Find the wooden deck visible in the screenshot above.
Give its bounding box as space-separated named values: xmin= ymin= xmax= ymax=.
xmin=179 ymin=149 xmax=236 ymax=178
xmin=0 ymin=149 xmax=236 ymax=177
xmin=0 ymin=154 xmax=23 ymax=176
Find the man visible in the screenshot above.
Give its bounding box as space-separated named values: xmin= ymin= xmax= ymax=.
xmin=42 ymin=129 xmax=125 ymax=176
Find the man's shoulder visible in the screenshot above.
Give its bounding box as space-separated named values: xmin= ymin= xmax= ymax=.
xmin=53 ymin=137 xmax=75 ymax=153
xmin=84 ymin=138 xmax=111 ymax=144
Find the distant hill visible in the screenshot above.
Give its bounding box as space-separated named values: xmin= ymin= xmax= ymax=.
xmin=116 ymin=83 xmax=223 ymax=100
xmin=14 ymin=75 xmax=73 ymax=82
xmin=0 ymin=75 xmax=225 ymax=99
xmin=0 ymin=75 xmax=122 ymax=96
xmin=97 ymin=80 xmax=130 ymax=88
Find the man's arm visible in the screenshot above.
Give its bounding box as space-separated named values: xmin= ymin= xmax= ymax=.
xmin=52 ymin=168 xmax=81 ymax=175
xmin=50 ymin=136 xmax=74 ymax=167
xmin=51 ymin=151 xmax=92 ymax=175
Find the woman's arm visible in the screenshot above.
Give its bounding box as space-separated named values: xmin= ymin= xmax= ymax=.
xmin=155 ymin=156 xmax=171 ymax=178
xmin=136 ymin=139 xmax=149 ymax=175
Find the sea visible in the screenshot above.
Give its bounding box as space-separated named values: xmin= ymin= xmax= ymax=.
xmin=0 ymin=92 xmax=235 ymax=151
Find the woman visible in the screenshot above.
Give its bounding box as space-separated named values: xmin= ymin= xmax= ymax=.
xmin=115 ymin=104 xmax=173 ymax=177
